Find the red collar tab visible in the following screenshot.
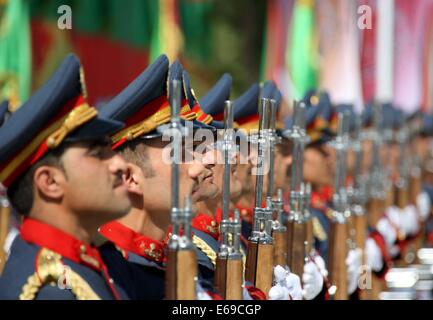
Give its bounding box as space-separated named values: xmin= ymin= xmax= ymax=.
xmin=320 ymin=186 xmax=333 ymax=202
xmin=236 ymin=204 xmax=254 ymax=224
xmin=192 ymin=213 xmax=219 ymax=240
xmin=311 ymin=191 xmax=327 ymax=210
xmin=215 ymin=207 xmax=236 ymax=225
xmin=99 ymin=221 xmax=165 ymax=263
xmin=21 ymin=218 xmax=105 ymax=272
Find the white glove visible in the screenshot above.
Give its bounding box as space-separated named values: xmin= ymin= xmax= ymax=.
xmin=302 ymin=261 xmax=324 ymax=300
xmin=346 ymin=248 xmax=362 ymax=295
xmin=268 ymin=284 xmax=290 ymax=300
xmin=312 ymin=253 xmax=329 ymax=278
xmin=269 ymin=265 xmax=290 ymax=300
xmin=365 ymin=237 xmax=383 ymax=272
xmin=376 ymin=217 xmax=397 ymax=248
xmin=416 ymin=191 xmax=431 ymax=221
xmin=401 ymin=205 xmax=420 ymax=236
xmin=269 ymin=265 xmax=303 ymax=300
xmin=385 ymin=206 xmax=402 ymax=230
xmin=285 ymin=270 xmax=303 ymax=300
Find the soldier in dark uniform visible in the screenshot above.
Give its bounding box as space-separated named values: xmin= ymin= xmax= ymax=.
xmin=96 ymin=55 xmax=221 ymax=299
xmin=0 ymin=54 xmax=132 ymax=300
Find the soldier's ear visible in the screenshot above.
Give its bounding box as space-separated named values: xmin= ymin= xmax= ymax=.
xmin=125 ymin=163 xmax=144 ymax=196
xmin=33 ymin=166 xmax=65 ymax=201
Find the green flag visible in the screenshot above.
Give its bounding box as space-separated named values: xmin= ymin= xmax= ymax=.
xmin=286 ymin=0 xmax=318 ymax=100
xmin=0 ymin=0 xmax=31 ymax=106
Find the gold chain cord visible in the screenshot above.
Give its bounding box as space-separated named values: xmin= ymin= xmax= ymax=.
xmin=19 ymin=248 xmax=101 ymax=300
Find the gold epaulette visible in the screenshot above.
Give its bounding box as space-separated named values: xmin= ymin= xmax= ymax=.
xmin=192 ymin=235 xmax=247 ymax=275
xmin=312 ymin=217 xmax=327 ymax=242
xmin=19 ymin=248 xmax=101 ymax=300
xmin=325 ymin=208 xmax=335 ymax=220
xmin=192 ymin=235 xmax=217 ymax=268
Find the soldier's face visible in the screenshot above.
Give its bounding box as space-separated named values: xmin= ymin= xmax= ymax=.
xmin=303 ymin=145 xmax=333 ymax=187
xmin=193 ymin=143 xmax=219 ymax=201
xmin=138 ymin=139 xmax=217 ymax=214
xmin=274 ymin=139 xmax=292 ymax=191
xmin=60 ymin=139 xmax=131 ymax=223
xmin=236 ymin=144 xmax=258 ymax=194
xmin=212 ymin=148 xmax=242 ymax=202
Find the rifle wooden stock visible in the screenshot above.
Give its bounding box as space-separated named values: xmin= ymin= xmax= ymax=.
xmin=385 ymin=186 xmax=394 ymax=208
xmin=409 ymin=174 xmax=422 ymax=205
xmin=0 ymin=206 xmax=10 ymax=274
xmin=367 ymin=197 xmax=385 ymax=228
xmin=306 ymin=218 xmax=314 ymax=254
xmin=215 ymin=257 xmax=227 ymax=298
xmin=226 ymin=259 xmax=243 ymax=300
xmin=286 ymin=220 xmax=294 ymax=268
xmin=273 ymin=230 xmax=288 ymax=267
xmin=165 ymin=248 xmax=197 ymax=300
xmin=289 ymin=221 xmax=307 ymax=276
xmin=245 ymin=241 xmax=274 ymax=297
xmin=353 ymin=214 xmax=367 ymax=254
xmin=328 ymin=222 xmax=348 ymax=300
xmin=394 ymin=185 xmax=409 ymax=209
xmin=215 ymin=257 xmax=243 ymax=300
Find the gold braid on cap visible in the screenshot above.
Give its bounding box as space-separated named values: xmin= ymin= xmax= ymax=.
xmin=19 ymin=248 xmax=101 ymax=300
xmin=111 ymin=105 xmax=195 ymax=144
xmin=47 ymin=104 xmax=98 ymax=149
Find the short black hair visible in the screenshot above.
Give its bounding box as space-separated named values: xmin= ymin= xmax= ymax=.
xmin=116 ymin=139 xmax=156 ymax=178
xmin=7 ymin=146 xmax=66 ymax=216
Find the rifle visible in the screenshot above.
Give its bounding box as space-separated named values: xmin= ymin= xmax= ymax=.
xmin=264 ymin=99 xmax=288 ymax=267
xmin=165 ymin=79 xmax=197 ymax=300
xmin=394 ymin=119 xmax=410 ymax=211
xmin=245 ymin=98 xmax=274 ymax=297
xmin=328 ymin=112 xmax=350 ymax=300
xmin=214 ymin=100 xmax=243 ymax=300
xmin=285 ymin=101 xmax=310 ymax=276
xmin=366 ymin=102 xmax=386 ymax=228
xmin=408 ymin=118 xmax=422 ymax=206
xmin=350 ymin=116 xmax=368 ymax=255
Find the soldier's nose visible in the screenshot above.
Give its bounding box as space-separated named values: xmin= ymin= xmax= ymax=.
xmin=188 ymin=162 xmax=206 ymax=179
xmin=108 ymin=153 xmax=128 ymax=175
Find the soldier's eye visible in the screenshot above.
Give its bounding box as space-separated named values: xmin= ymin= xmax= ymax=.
xmin=88 ymin=146 xmax=113 ymax=159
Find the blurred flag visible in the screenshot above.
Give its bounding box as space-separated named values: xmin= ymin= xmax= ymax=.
xmin=359 ymin=0 xmax=377 ymax=105
xmin=421 ymin=0 xmax=433 ymax=112
xmin=317 ymin=0 xmax=364 ymax=112
xmin=0 ymin=0 xmax=31 ymax=108
xmin=393 ymin=0 xmax=431 ymax=113
xmin=286 ymin=0 xmax=318 ymax=100
xmin=179 ymin=0 xmax=213 ymax=63
xmin=150 ymin=0 xmax=183 ymax=62
xmin=260 ymin=0 xmax=294 ymax=100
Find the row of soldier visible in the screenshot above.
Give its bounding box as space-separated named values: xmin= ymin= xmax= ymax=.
xmin=0 ymin=53 xmax=432 ymax=300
